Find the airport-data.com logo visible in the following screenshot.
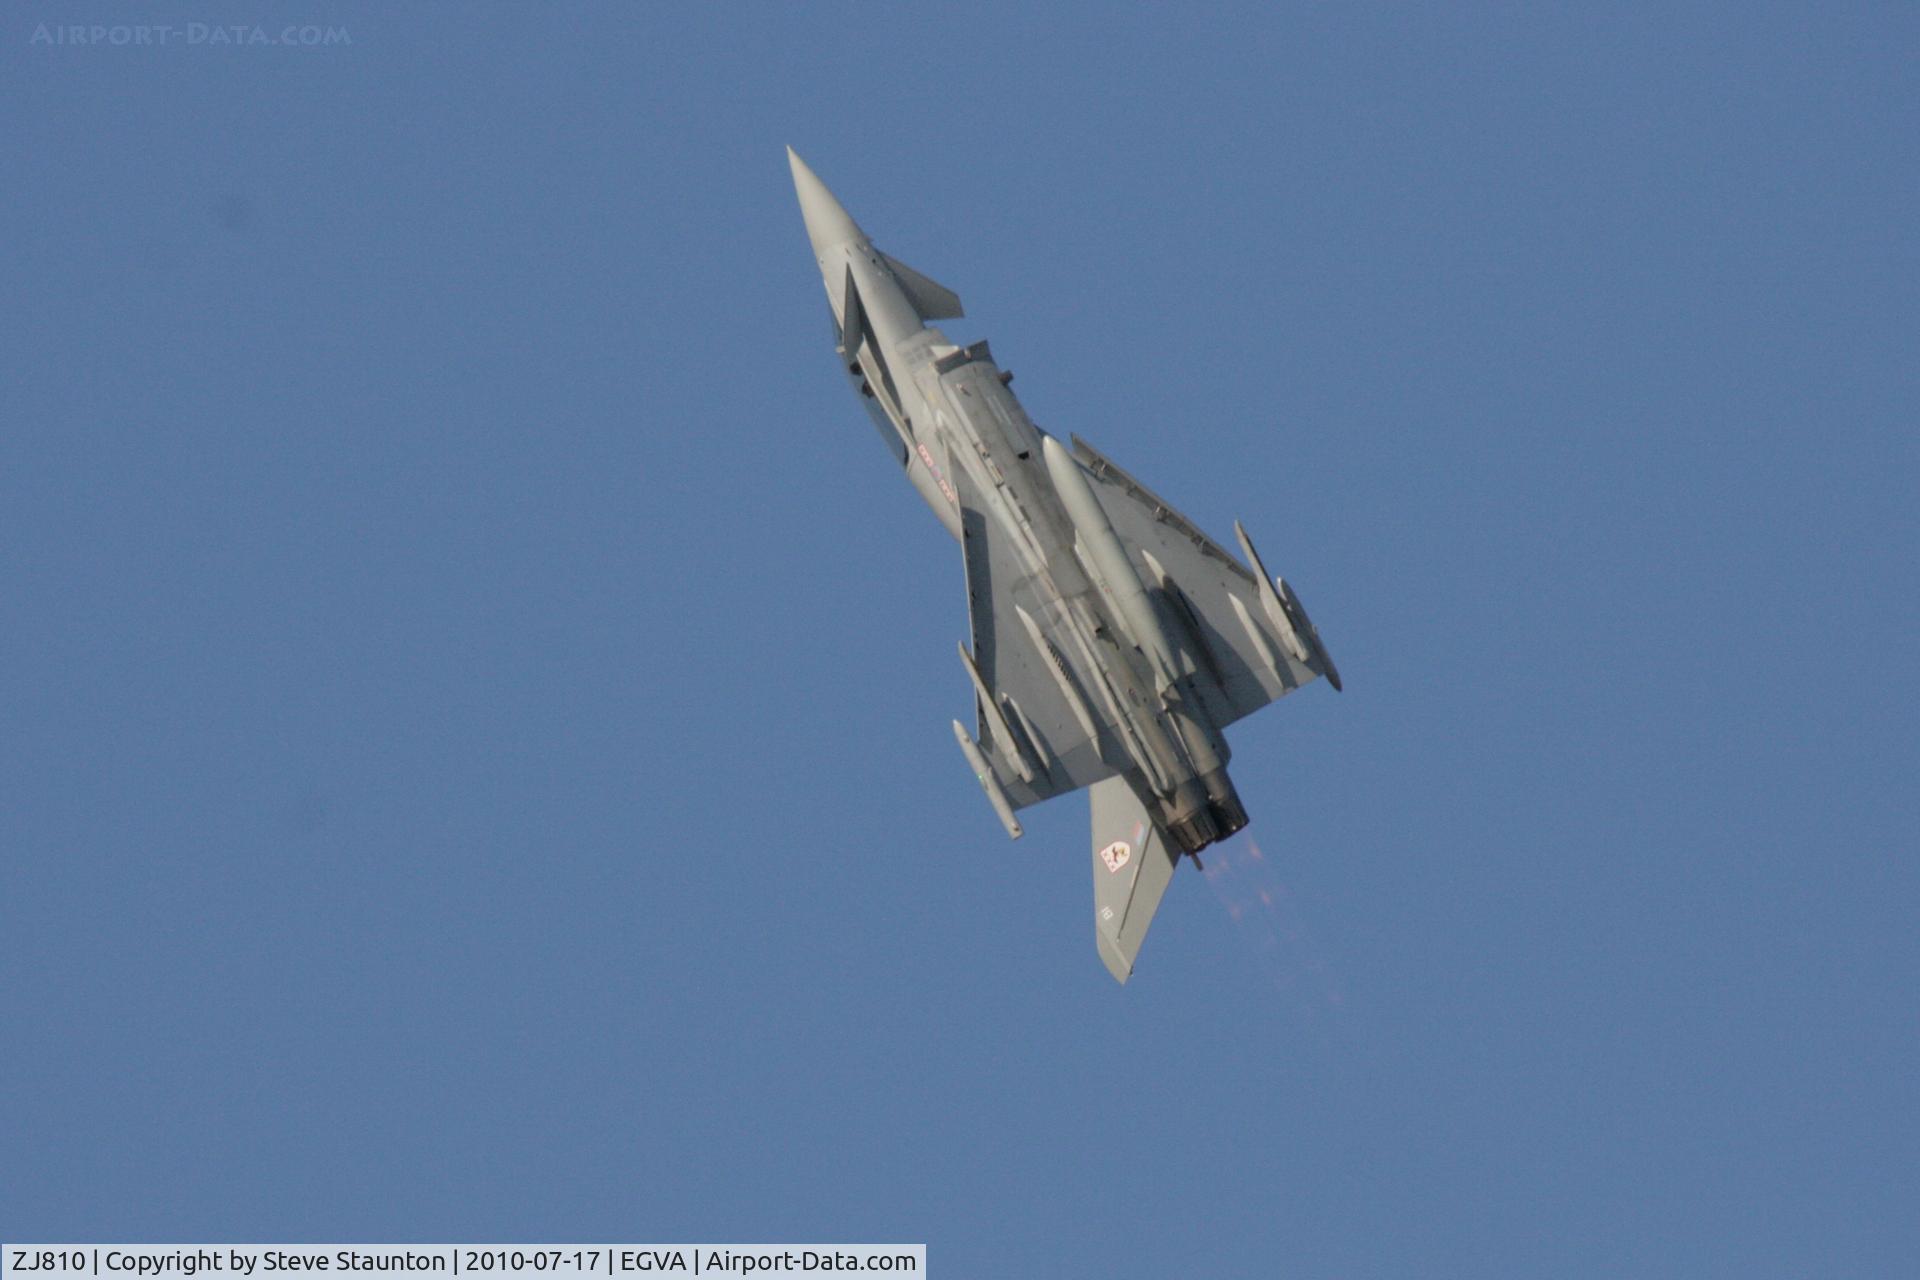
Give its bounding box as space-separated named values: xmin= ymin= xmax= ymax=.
xmin=30 ymin=22 xmax=351 ymax=48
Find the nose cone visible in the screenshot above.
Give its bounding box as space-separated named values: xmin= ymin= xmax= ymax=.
xmin=787 ymin=147 xmax=866 ymax=261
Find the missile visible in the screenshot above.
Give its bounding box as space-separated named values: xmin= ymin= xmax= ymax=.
xmin=1280 ymin=576 xmax=1342 ymax=693
xmin=1229 ymin=591 xmax=1286 ymax=678
xmin=1040 ymin=436 xmax=1183 ymax=690
xmin=957 ymin=641 xmax=1035 ymax=783
xmin=952 ymin=720 xmax=1023 ymax=840
xmin=1234 ymin=520 xmax=1342 ymax=692
xmin=1232 ymin=520 xmax=1311 ymax=663
xmin=999 ymin=694 xmax=1054 ymax=777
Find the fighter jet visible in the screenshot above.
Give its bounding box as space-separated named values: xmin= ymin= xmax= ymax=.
xmin=788 ymin=149 xmax=1342 ymax=982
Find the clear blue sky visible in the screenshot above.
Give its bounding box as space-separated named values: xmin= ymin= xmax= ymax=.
xmin=4 ymin=4 xmax=1916 ymax=1275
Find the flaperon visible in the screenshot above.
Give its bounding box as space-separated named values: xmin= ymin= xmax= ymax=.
xmin=789 ymin=149 xmax=1342 ymax=981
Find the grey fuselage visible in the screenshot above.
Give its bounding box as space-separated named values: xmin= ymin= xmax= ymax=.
xmin=799 ymin=162 xmax=1246 ymax=852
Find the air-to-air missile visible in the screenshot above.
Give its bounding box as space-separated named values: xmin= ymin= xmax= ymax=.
xmin=788 ymin=148 xmax=1341 ymax=982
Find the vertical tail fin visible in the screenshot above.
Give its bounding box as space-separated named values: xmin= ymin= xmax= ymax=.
xmin=1090 ymin=775 xmax=1181 ymax=983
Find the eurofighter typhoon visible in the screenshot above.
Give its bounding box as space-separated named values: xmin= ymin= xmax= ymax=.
xmin=789 ymin=149 xmax=1341 ymax=982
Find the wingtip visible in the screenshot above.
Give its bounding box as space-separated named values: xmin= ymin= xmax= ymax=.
xmin=1097 ymin=930 xmax=1135 ymax=984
